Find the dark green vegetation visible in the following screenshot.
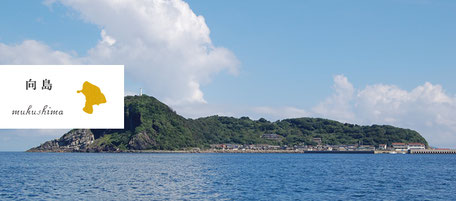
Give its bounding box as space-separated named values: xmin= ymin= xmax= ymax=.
xmin=86 ymin=95 xmax=428 ymax=151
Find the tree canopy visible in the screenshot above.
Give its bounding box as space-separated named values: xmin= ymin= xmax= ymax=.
xmin=83 ymin=95 xmax=428 ymax=150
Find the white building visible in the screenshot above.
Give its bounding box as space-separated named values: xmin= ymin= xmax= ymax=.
xmin=407 ymin=143 xmax=425 ymax=150
xmin=378 ymin=144 xmax=387 ymax=150
xmin=392 ymin=143 xmax=407 ymax=151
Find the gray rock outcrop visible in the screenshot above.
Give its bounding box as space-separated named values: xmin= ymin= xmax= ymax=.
xmin=27 ymin=129 xmax=95 ymax=152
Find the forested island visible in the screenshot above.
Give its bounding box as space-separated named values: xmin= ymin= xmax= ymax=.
xmin=28 ymin=95 xmax=428 ymax=152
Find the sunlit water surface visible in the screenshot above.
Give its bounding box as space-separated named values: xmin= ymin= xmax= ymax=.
xmin=1 ymin=152 xmax=455 ymax=200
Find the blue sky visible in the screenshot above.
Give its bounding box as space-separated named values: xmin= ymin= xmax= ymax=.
xmin=0 ymin=1 xmax=98 ymax=54
xmin=1 ymin=0 xmax=456 ymax=150
xmin=190 ymin=0 xmax=456 ymax=107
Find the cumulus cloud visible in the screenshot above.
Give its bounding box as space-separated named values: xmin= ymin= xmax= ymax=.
xmin=171 ymin=103 xmax=239 ymax=119
xmin=313 ymin=75 xmax=355 ymax=122
xmin=174 ymin=103 xmax=310 ymax=122
xmin=0 ymin=40 xmax=80 ymax=64
xmin=245 ymin=75 xmax=456 ymax=147
xmin=251 ymin=106 xmax=309 ymax=120
xmin=1 ymin=0 xmax=455 ymax=148
xmin=1 ymin=0 xmax=239 ymax=105
xmin=54 ymin=0 xmax=239 ymax=104
xmin=0 ymin=0 xmax=239 ymax=150
xmin=311 ymin=75 xmax=456 ymax=148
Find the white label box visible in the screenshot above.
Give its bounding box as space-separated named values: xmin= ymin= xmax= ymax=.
xmin=0 ymin=65 xmax=124 ymax=129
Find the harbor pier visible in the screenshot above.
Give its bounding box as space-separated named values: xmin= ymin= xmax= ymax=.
xmin=409 ymin=149 xmax=456 ymax=154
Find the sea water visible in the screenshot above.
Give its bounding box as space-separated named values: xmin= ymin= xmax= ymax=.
xmin=1 ymin=152 xmax=455 ymax=200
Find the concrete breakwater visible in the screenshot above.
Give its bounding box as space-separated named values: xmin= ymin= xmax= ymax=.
xmin=409 ymin=149 xmax=456 ymax=154
xmin=304 ymin=150 xmax=375 ymax=154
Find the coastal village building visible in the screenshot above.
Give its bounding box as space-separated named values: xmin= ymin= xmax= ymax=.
xmin=407 ymin=143 xmax=425 ymax=150
xmin=312 ymin=138 xmax=322 ymax=145
xmin=392 ymin=143 xmax=407 ymax=151
xmin=378 ymin=144 xmax=387 ymax=150
xmin=323 ymin=145 xmax=333 ymax=151
xmin=225 ymin=144 xmax=240 ymax=150
xmin=358 ymin=145 xmax=375 ymax=151
xmin=210 ymin=144 xmax=224 ymax=149
xmin=209 ymin=142 xmax=427 ymax=152
xmin=210 ymin=144 xmax=242 ymax=150
xmin=331 ymin=145 xmax=346 ymax=151
xmin=250 ymin=144 xmax=281 ymax=150
xmin=346 ymin=144 xmax=358 ymax=151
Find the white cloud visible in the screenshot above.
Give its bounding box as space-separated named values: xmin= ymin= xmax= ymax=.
xmin=1 ymin=0 xmax=455 ymax=148
xmin=171 ymin=74 xmax=456 ymax=147
xmin=52 ymin=0 xmax=239 ymax=104
xmin=100 ymin=29 xmax=116 ymax=46
xmin=312 ymin=75 xmax=456 ymax=148
xmin=125 ymin=90 xmax=138 ymax=97
xmin=239 ymin=75 xmax=456 ymax=147
xmin=313 ymin=75 xmax=355 ymax=122
xmin=0 ymin=40 xmax=80 ymax=64
xmin=252 ymin=106 xmax=309 ymax=120
xmin=171 ymin=101 xmax=310 ymax=121
xmin=0 ymin=0 xmax=239 ymax=150
xmin=1 ymin=0 xmax=239 ymax=105
xmin=171 ymin=102 xmax=238 ymax=119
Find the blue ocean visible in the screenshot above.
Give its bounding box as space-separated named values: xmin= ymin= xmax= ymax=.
xmin=1 ymin=152 xmax=455 ymax=200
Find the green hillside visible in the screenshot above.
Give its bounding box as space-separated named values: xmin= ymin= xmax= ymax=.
xmin=30 ymin=95 xmax=428 ymax=152
xmin=89 ymin=95 xmax=428 ymax=151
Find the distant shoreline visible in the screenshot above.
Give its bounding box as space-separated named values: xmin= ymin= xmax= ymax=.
xmin=129 ymin=150 xmax=375 ymax=154
xmin=133 ymin=150 xmax=378 ymax=154
xmin=27 ymin=149 xmax=373 ymax=154
xmin=28 ymin=149 xmax=456 ymax=154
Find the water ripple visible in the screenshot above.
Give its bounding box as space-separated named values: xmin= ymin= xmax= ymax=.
xmin=1 ymin=153 xmax=456 ymax=200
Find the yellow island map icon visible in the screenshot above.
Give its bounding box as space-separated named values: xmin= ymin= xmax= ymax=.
xmin=77 ymin=81 xmax=107 ymax=114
